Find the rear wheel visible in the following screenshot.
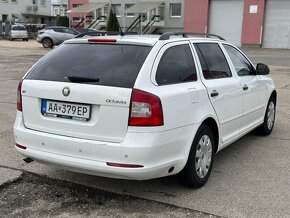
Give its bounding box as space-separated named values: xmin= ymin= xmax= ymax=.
xmin=42 ymin=38 xmax=53 ymax=48
xmin=255 ymin=96 xmax=276 ymax=135
xmin=179 ymin=125 xmax=215 ymax=188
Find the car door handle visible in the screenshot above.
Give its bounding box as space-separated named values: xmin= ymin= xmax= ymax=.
xmin=243 ymin=85 xmax=248 ymax=91
xmin=210 ymin=90 xmax=219 ymax=97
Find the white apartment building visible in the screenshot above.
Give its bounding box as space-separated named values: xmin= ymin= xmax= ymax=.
xmin=0 ymin=0 xmax=52 ymax=24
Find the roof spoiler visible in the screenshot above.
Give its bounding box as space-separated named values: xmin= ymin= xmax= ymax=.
xmin=75 ymin=31 xmax=138 ymax=38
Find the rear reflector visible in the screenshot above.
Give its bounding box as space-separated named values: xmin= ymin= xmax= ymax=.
xmin=15 ymin=143 xmax=27 ymax=150
xmin=129 ymin=89 xmax=163 ymax=126
xmin=106 ymin=162 xmax=144 ymax=168
xmin=88 ymin=39 xmax=117 ymax=43
xmin=17 ymin=80 xmax=23 ymax=112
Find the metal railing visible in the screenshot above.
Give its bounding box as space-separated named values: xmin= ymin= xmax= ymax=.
xmin=126 ymin=15 xmax=141 ymax=32
xmin=142 ymin=15 xmax=160 ymax=34
xmin=88 ymin=16 xmax=106 ymax=29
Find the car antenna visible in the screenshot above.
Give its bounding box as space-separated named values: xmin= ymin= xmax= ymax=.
xmin=109 ymin=0 xmax=124 ymax=36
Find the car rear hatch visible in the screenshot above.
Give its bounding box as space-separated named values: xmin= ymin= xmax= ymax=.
xmin=12 ymin=25 xmax=27 ymax=38
xmin=21 ymin=41 xmax=152 ymax=143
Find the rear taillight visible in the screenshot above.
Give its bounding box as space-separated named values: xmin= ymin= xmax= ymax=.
xmin=129 ymin=89 xmax=163 ymax=126
xmin=17 ymin=80 xmax=23 ymax=111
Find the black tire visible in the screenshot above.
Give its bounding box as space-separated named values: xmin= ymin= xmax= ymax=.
xmin=179 ymin=125 xmax=215 ymax=188
xmin=22 ymin=38 xmax=25 ymax=41
xmin=255 ymin=96 xmax=276 ymax=136
xmin=42 ymin=38 xmax=53 ymax=48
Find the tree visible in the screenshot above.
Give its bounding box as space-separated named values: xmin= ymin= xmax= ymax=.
xmin=56 ymin=15 xmax=69 ymax=27
xmin=107 ymin=7 xmax=120 ymax=32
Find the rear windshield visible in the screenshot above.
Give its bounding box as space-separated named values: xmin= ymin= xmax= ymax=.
xmin=12 ymin=26 xmax=26 ymax=30
xmin=26 ymin=43 xmax=152 ymax=88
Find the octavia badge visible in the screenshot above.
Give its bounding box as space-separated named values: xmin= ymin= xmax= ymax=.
xmin=62 ymin=87 xmax=70 ymax=97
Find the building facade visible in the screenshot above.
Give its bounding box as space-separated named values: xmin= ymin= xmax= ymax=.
xmin=0 ymin=0 xmax=52 ymax=24
xmin=184 ymin=0 xmax=290 ymax=49
xmin=67 ymin=0 xmax=89 ymax=27
xmin=51 ymin=0 xmax=68 ymax=16
xmin=68 ymin=0 xmax=184 ymax=32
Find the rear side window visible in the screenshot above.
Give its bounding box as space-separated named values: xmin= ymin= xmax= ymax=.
xmin=53 ymin=28 xmax=64 ymax=33
xmin=156 ymin=44 xmax=197 ymax=85
xmin=195 ymin=43 xmax=232 ymax=79
xmin=12 ymin=26 xmax=26 ymax=30
xmin=26 ymin=44 xmax=151 ymax=88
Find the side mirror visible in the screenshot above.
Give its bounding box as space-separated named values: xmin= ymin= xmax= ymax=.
xmin=256 ymin=63 xmax=270 ymax=75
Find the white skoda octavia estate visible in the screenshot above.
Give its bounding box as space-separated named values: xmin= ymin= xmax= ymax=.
xmin=14 ymin=32 xmax=276 ymax=188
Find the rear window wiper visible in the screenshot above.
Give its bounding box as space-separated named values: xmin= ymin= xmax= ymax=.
xmin=65 ymin=76 xmax=100 ymax=83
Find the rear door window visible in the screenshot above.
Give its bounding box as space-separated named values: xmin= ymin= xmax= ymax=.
xmin=195 ymin=43 xmax=232 ymax=79
xmin=26 ymin=44 xmax=152 ymax=88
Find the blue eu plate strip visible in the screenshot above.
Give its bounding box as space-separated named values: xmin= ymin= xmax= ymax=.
xmin=41 ymin=100 xmax=47 ymax=113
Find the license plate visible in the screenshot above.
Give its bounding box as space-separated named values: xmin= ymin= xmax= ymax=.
xmin=41 ymin=100 xmax=91 ymax=121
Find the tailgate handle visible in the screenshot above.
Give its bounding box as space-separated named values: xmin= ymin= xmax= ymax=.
xmin=210 ymin=90 xmax=219 ymax=97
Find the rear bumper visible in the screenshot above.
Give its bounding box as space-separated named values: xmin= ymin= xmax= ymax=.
xmin=10 ymin=35 xmax=28 ymax=39
xmin=14 ymin=112 xmax=198 ymax=180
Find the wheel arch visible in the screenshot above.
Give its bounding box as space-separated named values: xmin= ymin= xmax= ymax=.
xmin=271 ymin=90 xmax=277 ymax=103
xmin=200 ymin=117 xmax=219 ymax=153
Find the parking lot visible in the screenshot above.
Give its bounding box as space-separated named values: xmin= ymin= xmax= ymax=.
xmin=0 ymin=40 xmax=290 ymax=217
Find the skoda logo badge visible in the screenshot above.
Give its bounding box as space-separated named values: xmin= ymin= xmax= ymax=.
xmin=62 ymin=87 xmax=70 ymax=97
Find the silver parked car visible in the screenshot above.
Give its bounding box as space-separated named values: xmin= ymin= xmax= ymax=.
xmin=9 ymin=24 xmax=28 ymax=41
xmin=37 ymin=26 xmax=79 ymax=48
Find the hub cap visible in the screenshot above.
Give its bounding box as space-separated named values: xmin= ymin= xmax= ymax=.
xmin=195 ymin=135 xmax=212 ymax=178
xmin=267 ymin=101 xmax=275 ymax=130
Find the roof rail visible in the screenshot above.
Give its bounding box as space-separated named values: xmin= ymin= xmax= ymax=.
xmin=159 ymin=32 xmax=225 ymax=41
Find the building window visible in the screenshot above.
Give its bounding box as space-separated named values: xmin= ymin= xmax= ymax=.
xmin=72 ymin=17 xmax=81 ymax=22
xmin=112 ymin=4 xmax=122 ymax=17
xmin=32 ymin=0 xmax=37 ymax=5
xmin=54 ymin=8 xmax=59 ymax=16
xmin=170 ymin=3 xmax=181 ymax=18
xmin=1 ymin=0 xmax=8 ymax=3
xmin=59 ymin=8 xmax=64 ymax=16
xmin=73 ymin=4 xmax=82 ymax=8
xmin=2 ymin=14 xmax=8 ymax=21
xmin=39 ymin=0 xmax=45 ymax=6
xmin=125 ymin=4 xmax=135 ymax=17
xmin=11 ymin=0 xmax=18 ymax=3
xmin=104 ymin=6 xmax=108 ymax=17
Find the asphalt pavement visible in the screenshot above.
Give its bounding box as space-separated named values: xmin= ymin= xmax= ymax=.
xmin=0 ymin=40 xmax=290 ymax=218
